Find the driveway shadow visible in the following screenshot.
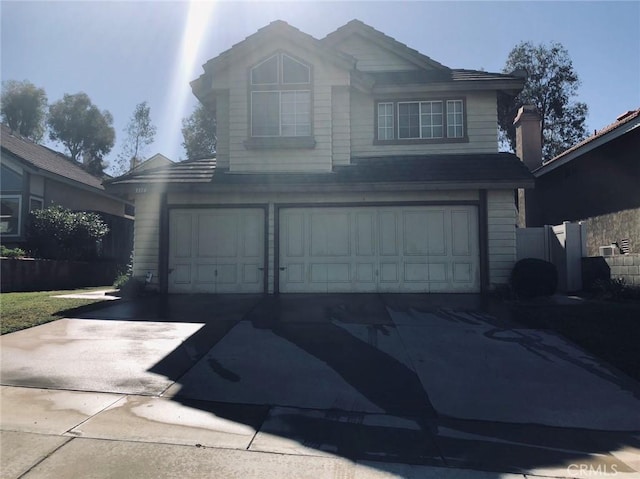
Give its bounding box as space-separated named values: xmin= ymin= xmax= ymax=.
xmin=13 ymin=293 xmax=640 ymax=476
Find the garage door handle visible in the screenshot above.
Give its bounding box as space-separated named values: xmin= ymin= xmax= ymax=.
xmin=279 ymin=267 xmax=286 ymax=271
xmin=258 ymin=267 xmax=264 ymax=271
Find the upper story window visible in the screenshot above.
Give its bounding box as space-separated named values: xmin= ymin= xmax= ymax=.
xmin=250 ymin=53 xmax=312 ymax=140
xmin=376 ymin=98 xmax=466 ymax=143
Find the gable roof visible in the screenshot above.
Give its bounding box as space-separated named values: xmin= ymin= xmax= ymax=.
xmin=192 ymin=20 xmax=357 ymax=103
xmin=534 ymin=107 xmax=640 ymax=177
xmin=107 ymin=153 xmax=534 ymax=192
xmin=0 ymin=123 xmax=105 ymax=190
xmin=323 ymin=19 xmax=449 ymax=72
xmin=106 ymin=157 xmax=216 ymax=186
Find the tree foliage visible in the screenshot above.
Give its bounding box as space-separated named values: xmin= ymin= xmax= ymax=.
xmin=498 ymin=41 xmax=588 ymax=161
xmin=1 ymin=80 xmax=48 ymax=142
xmin=47 ymin=92 xmax=115 ymax=174
xmin=27 ymin=205 xmax=110 ymax=260
xmin=115 ymin=101 xmax=157 ymax=175
xmin=181 ymin=103 xmax=216 ymax=160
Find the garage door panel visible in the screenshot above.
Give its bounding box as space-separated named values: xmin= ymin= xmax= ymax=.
xmin=169 ymin=208 xmax=264 ymax=293
xmin=452 ymin=210 xmax=472 ymax=256
xmin=404 ymin=262 xmax=428 ymax=282
xmin=425 ymin=210 xmax=446 ymax=255
xmin=279 ymin=206 xmax=479 ymax=293
xmin=284 ymin=213 xmax=305 ymax=257
xmin=453 ymin=262 xmax=472 ymax=282
xmin=242 ymin=215 xmax=263 ymax=257
xmin=355 ymin=213 xmax=375 ymax=256
xmin=172 ymin=214 xmax=193 ymax=258
xmin=310 ymin=212 xmax=350 ymax=256
xmin=428 ymin=263 xmax=448 ymax=282
xmin=195 ymin=264 xmax=217 ymax=284
xmin=378 ymin=212 xmax=399 ymax=256
xmin=172 ymin=264 xmax=192 ymax=284
xmin=403 ymin=212 xmax=427 ymax=256
xmin=356 ymin=263 xmax=375 ymax=282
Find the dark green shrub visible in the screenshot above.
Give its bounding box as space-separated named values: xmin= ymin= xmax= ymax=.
xmin=510 ymin=258 xmax=558 ymax=298
xmin=593 ymin=278 xmax=640 ymax=301
xmin=27 ymin=205 xmax=109 ymax=260
xmin=117 ymin=277 xmax=145 ymax=298
xmin=0 ymin=245 xmax=26 ymax=258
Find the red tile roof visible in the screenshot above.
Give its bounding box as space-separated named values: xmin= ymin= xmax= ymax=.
xmin=545 ymin=107 xmax=640 ymax=166
xmin=0 ymin=123 xmax=105 ymax=190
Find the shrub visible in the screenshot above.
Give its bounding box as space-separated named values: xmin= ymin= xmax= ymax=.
xmin=27 ymin=205 xmax=109 ymax=260
xmin=510 ymin=258 xmax=558 ymax=298
xmin=116 ymin=277 xmax=145 ymax=298
xmin=593 ymin=278 xmax=640 ymax=301
xmin=0 ymin=245 xmax=26 ymax=258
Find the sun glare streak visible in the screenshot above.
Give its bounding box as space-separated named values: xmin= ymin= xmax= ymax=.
xmin=161 ymin=1 xmax=216 ymax=161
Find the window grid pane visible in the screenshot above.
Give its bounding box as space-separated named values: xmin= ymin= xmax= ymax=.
xmin=447 ymin=100 xmax=464 ymax=138
xmin=251 ymin=92 xmax=280 ymax=136
xmin=377 ymin=102 xmax=394 ymax=140
xmin=398 ymin=102 xmax=420 ymax=139
xmin=281 ymin=91 xmax=310 ymax=137
xmin=420 ymin=101 xmax=443 ymax=139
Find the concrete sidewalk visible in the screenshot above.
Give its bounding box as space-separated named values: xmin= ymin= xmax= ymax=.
xmin=2 ymin=294 xmax=640 ymax=478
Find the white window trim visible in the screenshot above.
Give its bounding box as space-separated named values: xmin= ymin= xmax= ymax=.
xmin=1 ymin=194 xmax=22 ymax=237
xmin=29 ymin=196 xmax=44 ymax=211
xmin=446 ymin=100 xmax=464 ymax=138
xmin=377 ymin=102 xmax=394 ymax=141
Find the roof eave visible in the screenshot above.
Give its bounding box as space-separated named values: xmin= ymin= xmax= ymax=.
xmin=534 ymin=119 xmax=640 ymax=177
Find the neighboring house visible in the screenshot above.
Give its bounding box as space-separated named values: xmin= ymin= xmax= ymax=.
xmin=521 ymin=108 xmax=639 ymax=256
xmin=129 ymin=153 xmax=174 ymax=174
xmin=0 ymin=123 xmax=134 ymax=261
xmin=107 ymin=19 xmax=533 ymax=294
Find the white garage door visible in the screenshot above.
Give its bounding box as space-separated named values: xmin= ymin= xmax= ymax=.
xmin=279 ymin=206 xmax=479 ymax=293
xmin=169 ymin=208 xmax=264 ymax=293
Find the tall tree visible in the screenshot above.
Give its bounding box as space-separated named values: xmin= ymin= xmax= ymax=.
xmin=181 ymin=103 xmax=216 ymax=160
xmin=1 ymin=80 xmax=48 ymax=142
xmin=115 ymin=101 xmax=157 ymax=175
xmin=47 ymin=92 xmax=115 ymax=174
xmin=498 ymin=41 xmax=588 ymax=161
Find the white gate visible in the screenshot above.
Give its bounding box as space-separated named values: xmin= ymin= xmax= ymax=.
xmin=516 ymin=222 xmax=587 ymax=292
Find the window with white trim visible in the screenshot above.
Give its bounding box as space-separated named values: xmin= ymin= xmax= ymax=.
xmin=29 ymin=196 xmax=44 ymax=211
xmin=250 ymin=53 xmax=311 ymax=138
xmin=376 ymin=98 xmax=466 ymax=141
xmin=447 ymin=100 xmax=464 ymax=138
xmin=377 ymin=102 xmax=394 ymax=140
xmin=0 ymin=195 xmax=21 ymax=236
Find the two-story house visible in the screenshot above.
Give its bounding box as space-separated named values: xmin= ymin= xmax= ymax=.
xmin=107 ymin=20 xmax=533 ymax=294
xmin=1 ymin=124 xmax=134 ymax=261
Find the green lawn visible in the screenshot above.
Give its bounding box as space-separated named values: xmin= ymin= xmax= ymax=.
xmin=510 ymin=300 xmax=640 ymax=382
xmin=1 ymin=288 xmax=111 ymax=335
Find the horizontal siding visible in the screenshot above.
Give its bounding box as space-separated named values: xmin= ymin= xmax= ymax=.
xmin=215 ymin=91 xmax=230 ymax=169
xmin=486 ymin=189 xmax=517 ymax=287
xmin=333 ymin=35 xmax=419 ymax=72
xmin=223 ymin=41 xmax=349 ymax=173
xmin=132 ymin=194 xmax=162 ymax=288
xmin=351 ymin=90 xmax=499 ymax=157
xmin=332 ymin=86 xmax=350 ymax=166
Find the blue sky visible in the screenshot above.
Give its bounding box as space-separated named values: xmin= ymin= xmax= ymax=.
xmin=2 ymin=1 xmax=639 ymax=171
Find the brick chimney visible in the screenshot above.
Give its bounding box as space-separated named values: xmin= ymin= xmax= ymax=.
xmin=514 ymin=105 xmax=542 ymax=171
xmin=513 ymin=105 xmax=541 ymax=227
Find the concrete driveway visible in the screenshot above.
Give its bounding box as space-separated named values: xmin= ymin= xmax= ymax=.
xmin=2 ymin=293 xmax=640 ymax=478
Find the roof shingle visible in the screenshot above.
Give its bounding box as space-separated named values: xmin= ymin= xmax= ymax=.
xmin=1 ymin=124 xmax=105 ymax=190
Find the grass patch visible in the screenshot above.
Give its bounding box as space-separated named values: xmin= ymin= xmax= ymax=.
xmin=1 ymin=287 xmax=112 ymax=335
xmin=510 ymin=300 xmax=640 ymax=382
